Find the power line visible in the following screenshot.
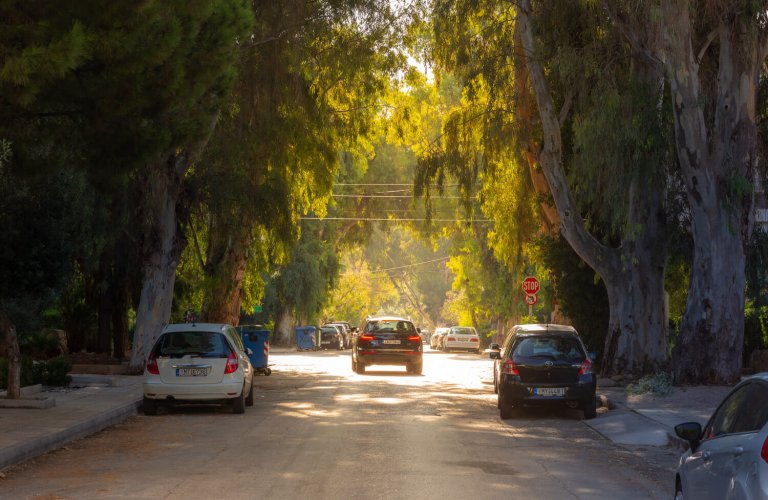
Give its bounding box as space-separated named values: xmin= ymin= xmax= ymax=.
xmin=357 ymin=257 xmax=451 ymax=274
xmin=335 ymin=183 xmax=460 ymax=187
xmin=332 ymin=194 xmax=475 ymax=199
xmin=300 ymin=217 xmax=491 ymax=222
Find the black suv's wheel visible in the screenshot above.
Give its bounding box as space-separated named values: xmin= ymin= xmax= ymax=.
xmin=582 ymin=397 xmax=597 ymax=420
xmin=408 ymin=361 xmax=423 ymax=375
xmin=143 ymin=397 xmax=157 ymax=416
xmin=355 ymin=361 xmax=366 ymax=374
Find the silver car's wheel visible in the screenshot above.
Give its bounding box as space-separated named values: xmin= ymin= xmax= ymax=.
xmin=674 ymin=481 xmax=683 ymax=500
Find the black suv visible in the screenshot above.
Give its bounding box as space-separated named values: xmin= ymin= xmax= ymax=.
xmin=352 ymin=316 xmax=423 ymax=375
xmin=490 ymin=324 xmax=596 ymax=419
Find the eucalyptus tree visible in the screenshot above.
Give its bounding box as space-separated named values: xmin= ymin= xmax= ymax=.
xmin=194 ymin=0 xmax=414 ymax=329
xmin=428 ymin=0 xmax=674 ymax=376
xmin=600 ymin=1 xmax=768 ymax=383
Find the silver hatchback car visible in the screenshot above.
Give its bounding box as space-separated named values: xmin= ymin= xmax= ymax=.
xmin=674 ymin=373 xmax=768 ymax=499
xmin=143 ymin=323 xmax=254 ymax=415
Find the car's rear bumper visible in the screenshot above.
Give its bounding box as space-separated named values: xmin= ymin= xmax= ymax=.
xmin=357 ymin=351 xmax=422 ymax=366
xmin=499 ymin=376 xmax=595 ymax=404
xmin=444 ymin=341 xmax=479 ymax=350
xmin=143 ymin=379 xmax=244 ymax=401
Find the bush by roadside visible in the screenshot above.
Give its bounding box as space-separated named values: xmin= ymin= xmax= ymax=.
xmin=0 ymin=356 xmax=72 ymax=389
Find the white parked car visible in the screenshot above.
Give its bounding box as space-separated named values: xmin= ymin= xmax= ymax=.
xmin=443 ymin=326 xmax=481 ymax=353
xmin=143 ymin=323 xmax=254 ymax=415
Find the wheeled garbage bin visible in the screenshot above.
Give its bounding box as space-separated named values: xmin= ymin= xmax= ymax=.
xmin=237 ymin=325 xmax=271 ymax=376
xmin=295 ymin=326 xmax=317 ymax=351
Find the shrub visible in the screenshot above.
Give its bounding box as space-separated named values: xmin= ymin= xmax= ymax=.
xmin=32 ymin=357 xmax=72 ymax=387
xmin=626 ymin=372 xmax=674 ymax=396
xmin=0 ymin=356 xmax=37 ymax=390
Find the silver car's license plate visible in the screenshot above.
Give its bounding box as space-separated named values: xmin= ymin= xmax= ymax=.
xmin=177 ymin=367 xmax=208 ymax=377
xmin=535 ymin=387 xmax=565 ymax=396
xmin=382 ymin=340 xmax=401 ymax=344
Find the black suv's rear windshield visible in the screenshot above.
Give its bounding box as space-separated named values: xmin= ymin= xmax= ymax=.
xmin=154 ymin=331 xmax=230 ymax=358
xmin=321 ymin=327 xmax=338 ymax=334
xmin=365 ymin=320 xmax=415 ymax=333
xmin=513 ymin=337 xmax=584 ymax=362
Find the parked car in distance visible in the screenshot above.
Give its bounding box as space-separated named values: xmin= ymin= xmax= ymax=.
xmin=489 ymin=324 xmax=596 ymax=420
xmin=327 ymin=321 xmax=353 ymax=349
xmin=352 ymin=316 xmax=423 ymax=375
xmin=430 ymin=327 xmax=450 ymax=350
xmin=143 ymin=323 xmax=254 ymax=415
xmin=419 ymin=329 xmax=430 ymax=345
xmin=443 ymin=326 xmax=481 ymax=353
xmin=319 ymin=324 xmax=344 ymax=350
xmin=673 ymin=373 xmax=768 ymax=500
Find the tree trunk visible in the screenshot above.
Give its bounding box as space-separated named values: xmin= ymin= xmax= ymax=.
xmin=96 ymin=284 xmax=113 ymax=354
xmin=1 ymin=304 xmax=21 ymax=399
xmin=201 ymin=217 xmax=251 ymax=326
xmin=111 ymin=280 xmax=129 ymax=360
xmin=660 ymin=1 xmax=762 ymax=384
xmin=129 ymin=154 xmax=187 ymax=372
xmin=273 ymin=304 xmax=294 ymax=345
xmin=517 ymin=2 xmax=669 ymax=377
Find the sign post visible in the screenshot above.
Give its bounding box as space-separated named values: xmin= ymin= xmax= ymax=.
xmin=522 ymin=276 xmax=540 ymax=317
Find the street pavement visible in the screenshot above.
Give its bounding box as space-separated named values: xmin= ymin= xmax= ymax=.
xmin=0 ymin=347 xmax=736 ymax=475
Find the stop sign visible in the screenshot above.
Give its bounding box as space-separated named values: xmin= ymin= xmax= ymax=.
xmin=522 ymin=276 xmax=540 ymax=295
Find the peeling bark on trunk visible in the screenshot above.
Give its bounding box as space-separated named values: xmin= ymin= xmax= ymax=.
xmin=1 ymin=304 xmax=20 ymax=399
xmin=517 ymin=2 xmax=669 ymax=377
xmin=201 ymin=217 xmax=251 ymax=326
xmin=661 ymin=1 xmax=760 ymax=384
xmin=273 ymin=304 xmax=294 ymax=345
xmin=129 ymin=154 xmax=187 ymax=372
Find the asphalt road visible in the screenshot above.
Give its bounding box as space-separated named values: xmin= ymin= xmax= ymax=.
xmin=1 ymin=347 xmax=673 ymax=499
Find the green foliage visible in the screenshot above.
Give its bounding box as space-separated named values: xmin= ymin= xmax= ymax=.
xmin=0 ymin=356 xmax=36 ymax=389
xmin=32 ymin=357 xmax=72 ymax=387
xmin=626 ymin=373 xmax=674 ymax=397
xmin=539 ymin=236 xmax=609 ymax=359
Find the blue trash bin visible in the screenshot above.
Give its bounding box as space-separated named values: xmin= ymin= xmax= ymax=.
xmin=295 ymin=326 xmax=317 ymax=351
xmin=237 ymin=325 xmax=271 ymax=376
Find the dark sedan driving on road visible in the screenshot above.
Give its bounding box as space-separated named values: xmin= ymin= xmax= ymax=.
xmin=352 ymin=316 xmax=423 ymax=375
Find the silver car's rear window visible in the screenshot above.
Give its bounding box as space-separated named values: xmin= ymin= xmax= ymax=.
xmin=153 ymin=331 xmax=230 ymax=358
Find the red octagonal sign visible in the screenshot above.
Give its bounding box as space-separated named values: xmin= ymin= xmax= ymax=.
xmin=522 ymin=276 xmax=540 ymax=295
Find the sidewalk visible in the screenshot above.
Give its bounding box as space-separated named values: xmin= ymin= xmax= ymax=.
xmin=587 ymin=384 xmax=733 ymax=450
xmin=0 ymin=362 xmax=737 ymax=473
xmin=0 ymin=374 xmax=143 ymax=471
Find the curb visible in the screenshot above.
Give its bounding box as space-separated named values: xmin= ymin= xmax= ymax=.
xmin=598 ymin=393 xmax=689 ymax=452
xmin=0 ymin=397 xmax=142 ymax=471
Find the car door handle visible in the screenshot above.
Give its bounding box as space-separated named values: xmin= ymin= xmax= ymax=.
xmin=731 ymin=446 xmax=743 ymax=457
xmin=702 ymin=450 xmax=712 ymax=462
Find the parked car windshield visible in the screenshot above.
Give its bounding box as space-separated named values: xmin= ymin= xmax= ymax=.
xmin=154 ymin=331 xmax=230 ymax=358
xmin=366 ymin=320 xmax=414 ymax=333
xmin=513 ymin=337 xmax=584 ymax=361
